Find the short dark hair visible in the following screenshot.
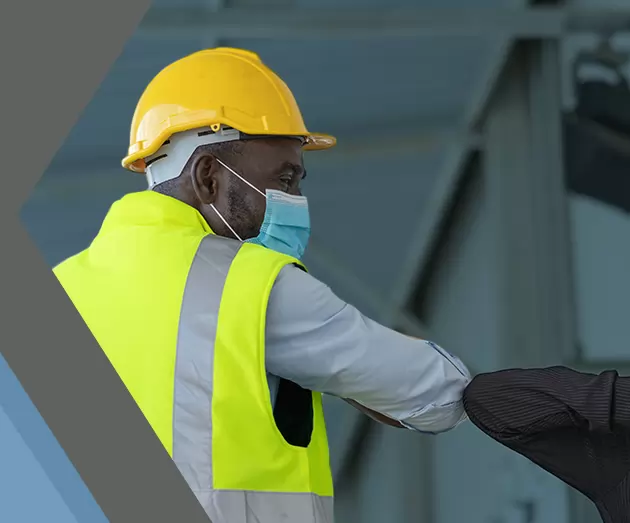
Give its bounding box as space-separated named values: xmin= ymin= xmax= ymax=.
xmin=152 ymin=140 xmax=246 ymax=196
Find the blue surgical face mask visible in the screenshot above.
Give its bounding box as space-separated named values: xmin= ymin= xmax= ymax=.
xmin=210 ymin=158 xmax=311 ymax=260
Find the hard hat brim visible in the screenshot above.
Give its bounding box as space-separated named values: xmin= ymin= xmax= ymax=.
xmin=123 ymin=131 xmax=337 ymax=174
xmin=304 ymin=133 xmax=337 ymax=151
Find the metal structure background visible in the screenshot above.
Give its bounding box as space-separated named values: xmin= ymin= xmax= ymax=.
xmin=19 ymin=0 xmax=630 ymax=520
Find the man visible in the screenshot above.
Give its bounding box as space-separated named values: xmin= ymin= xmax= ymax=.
xmin=464 ymin=366 xmax=630 ymax=523
xmin=53 ymin=47 xmax=471 ymax=523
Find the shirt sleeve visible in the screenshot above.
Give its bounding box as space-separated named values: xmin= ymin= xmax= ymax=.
xmin=264 ymin=265 xmax=472 ymax=434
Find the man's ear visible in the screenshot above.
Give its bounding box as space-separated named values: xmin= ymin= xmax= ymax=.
xmin=190 ymin=153 xmax=220 ymax=205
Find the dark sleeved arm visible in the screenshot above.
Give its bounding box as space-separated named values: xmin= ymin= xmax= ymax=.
xmin=463 ymin=367 xmax=630 ymax=523
xmin=463 ymin=366 xmax=622 ymax=437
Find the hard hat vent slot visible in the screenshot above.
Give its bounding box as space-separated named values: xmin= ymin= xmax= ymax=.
xmin=145 ymin=154 xmax=168 ymax=167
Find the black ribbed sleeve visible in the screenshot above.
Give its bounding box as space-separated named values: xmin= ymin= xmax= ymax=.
xmin=463 ymin=366 xmax=630 ymax=523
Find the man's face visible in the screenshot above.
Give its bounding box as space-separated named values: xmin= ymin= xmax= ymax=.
xmin=197 ymin=137 xmax=306 ymax=240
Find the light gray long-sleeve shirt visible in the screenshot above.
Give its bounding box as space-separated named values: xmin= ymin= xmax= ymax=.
xmin=264 ymin=265 xmax=472 ymax=434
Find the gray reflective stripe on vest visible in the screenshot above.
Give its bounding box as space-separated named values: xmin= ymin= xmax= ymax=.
xmin=172 ymin=235 xmax=334 ymax=523
xmin=198 ymin=490 xmax=334 ymax=523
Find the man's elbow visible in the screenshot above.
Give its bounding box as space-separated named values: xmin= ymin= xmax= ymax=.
xmin=403 ymin=376 xmax=471 ymax=434
xmin=406 ymin=402 xmax=468 ymax=434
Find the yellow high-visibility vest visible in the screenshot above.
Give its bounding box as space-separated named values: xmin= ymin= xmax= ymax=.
xmin=53 ymin=191 xmax=334 ymax=522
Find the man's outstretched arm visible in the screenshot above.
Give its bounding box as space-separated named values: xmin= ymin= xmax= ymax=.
xmin=264 ymin=265 xmax=472 ymax=434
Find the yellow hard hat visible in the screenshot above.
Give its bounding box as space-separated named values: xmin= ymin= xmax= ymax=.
xmin=122 ymin=47 xmax=336 ymax=173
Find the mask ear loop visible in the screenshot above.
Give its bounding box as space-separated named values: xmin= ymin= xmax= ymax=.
xmin=210 ymin=157 xmax=269 ymax=242
xmin=215 ymin=158 xmax=267 ymax=199
xmin=210 ymin=204 xmax=244 ymax=242
xmin=186 ymin=154 xmax=243 ymax=243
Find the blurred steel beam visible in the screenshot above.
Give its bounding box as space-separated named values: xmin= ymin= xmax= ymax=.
xmin=137 ymin=7 xmax=630 ymax=39
xmin=384 ymin=41 xmax=513 ymax=323
xmin=330 ymin=127 xmax=483 ymax=159
xmin=306 ymin=235 xmax=430 ymax=334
